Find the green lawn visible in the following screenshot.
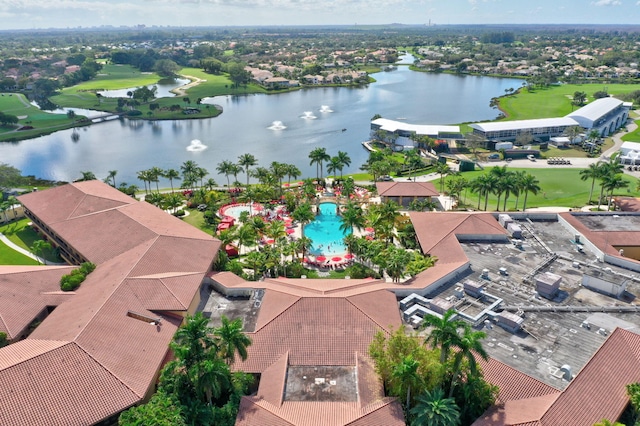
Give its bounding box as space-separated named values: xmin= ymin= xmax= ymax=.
xmin=0 ymin=241 xmax=39 ymax=265
xmin=454 ymin=167 xmax=640 ymax=211
xmin=499 ymin=83 xmax=640 ymax=121
xmin=181 ymin=209 xmax=217 ymax=234
xmin=0 ymin=93 xmax=77 ymax=141
xmin=0 ymin=218 xmax=62 ymax=263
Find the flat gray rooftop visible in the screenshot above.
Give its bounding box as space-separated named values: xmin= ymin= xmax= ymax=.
xmin=415 ymin=218 xmax=640 ymax=390
xmin=284 ymin=366 xmax=357 ymax=402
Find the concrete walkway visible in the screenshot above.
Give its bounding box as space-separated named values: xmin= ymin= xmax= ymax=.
xmin=0 ymin=232 xmax=51 ymax=265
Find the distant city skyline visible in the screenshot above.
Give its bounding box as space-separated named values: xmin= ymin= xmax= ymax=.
xmin=0 ymin=0 xmax=639 ymax=31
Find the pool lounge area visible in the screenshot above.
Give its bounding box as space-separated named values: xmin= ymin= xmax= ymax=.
xmin=304 ymin=202 xmax=352 ymax=266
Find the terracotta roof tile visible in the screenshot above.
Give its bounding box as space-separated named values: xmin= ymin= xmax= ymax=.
xmin=478 ymin=357 xmax=558 ymax=403
xmin=236 ymin=397 xmax=295 ymax=426
xmin=0 ymin=266 xmax=75 ymax=339
xmin=540 ymin=328 xmax=640 ymax=426
xmin=256 ymin=352 xmax=289 ymax=407
xmin=0 ymin=342 xmax=139 ymax=426
xmin=376 ymin=181 xmax=439 ymax=197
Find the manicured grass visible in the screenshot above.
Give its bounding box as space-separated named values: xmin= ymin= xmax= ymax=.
xmin=181 ymin=209 xmax=216 ymax=234
xmin=622 ymin=118 xmax=640 ymax=142
xmin=0 ymin=93 xmax=77 ymax=141
xmin=455 ymin=167 xmax=640 ymax=211
xmin=179 ymin=67 xmax=267 ymax=99
xmin=0 ymin=241 xmax=38 ymax=265
xmin=0 ymin=218 xmax=61 ymax=262
xmin=499 ymin=84 xmax=640 ymax=121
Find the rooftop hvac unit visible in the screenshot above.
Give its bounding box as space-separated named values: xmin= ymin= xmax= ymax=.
xmin=560 ymin=364 xmax=573 ymax=381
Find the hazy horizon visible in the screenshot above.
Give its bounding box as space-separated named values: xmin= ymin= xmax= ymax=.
xmin=1 ymin=0 xmax=638 ymax=31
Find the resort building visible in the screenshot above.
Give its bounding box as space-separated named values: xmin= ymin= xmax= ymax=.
xmin=375 ymin=181 xmax=439 ymax=208
xmin=468 ymin=117 xmax=579 ymax=143
xmin=370 ymin=118 xmax=461 ymax=140
xmin=469 ymin=97 xmax=631 ymax=142
xmin=618 ymin=141 xmax=640 ymax=165
xmin=3 ymin=181 xmax=640 ymax=426
xmin=0 ymin=181 xmax=220 ymax=425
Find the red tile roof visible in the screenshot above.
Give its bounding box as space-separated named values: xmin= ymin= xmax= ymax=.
xmin=473 ymin=328 xmax=640 ymax=426
xmin=0 ymin=181 xmax=221 ymax=425
xmin=0 ymin=266 xmax=76 ymax=339
xmin=376 ymin=181 xmax=439 ymax=197
xmin=234 ymin=289 xmax=404 ymax=426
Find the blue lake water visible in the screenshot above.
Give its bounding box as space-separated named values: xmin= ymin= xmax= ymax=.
xmin=0 ymin=62 xmax=520 ymax=185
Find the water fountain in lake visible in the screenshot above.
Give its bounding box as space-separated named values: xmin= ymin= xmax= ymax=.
xmin=268 ymin=121 xmax=286 ymax=130
xmin=301 ymin=111 xmax=317 ymax=119
xmin=319 ymin=105 xmax=333 ymax=113
xmin=186 ymin=139 xmax=208 ymax=152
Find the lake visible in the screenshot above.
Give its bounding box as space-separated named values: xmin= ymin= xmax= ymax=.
xmin=1 ymin=65 xmax=520 ymax=186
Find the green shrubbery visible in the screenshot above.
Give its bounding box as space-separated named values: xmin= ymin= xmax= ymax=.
xmin=60 ymin=262 xmax=96 ymax=291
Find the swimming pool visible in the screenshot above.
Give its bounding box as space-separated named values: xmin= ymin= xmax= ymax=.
xmin=304 ymin=202 xmax=352 ymax=256
xmin=219 ymin=203 xmax=263 ymax=220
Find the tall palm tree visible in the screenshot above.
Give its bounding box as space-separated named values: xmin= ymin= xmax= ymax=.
xmin=106 ymin=170 xmax=117 ymax=187
xmin=435 ymin=161 xmax=451 ymax=192
xmin=327 ymin=156 xmax=342 ymax=179
xmin=309 ymin=147 xmax=330 ymax=180
xmin=410 ymin=388 xmax=461 ymax=426
xmin=580 ymin=162 xmax=604 ymax=204
xmin=521 ymin=173 xmax=541 ymax=211
xmin=292 ymin=202 xmax=315 ymax=229
xmin=149 ymin=166 xmax=164 ymax=192
xmin=336 ymin=151 xmax=351 ymax=179
xmin=422 ymin=309 xmax=466 ymax=364
xmin=164 ymin=168 xmax=181 ymax=193
xmin=213 ymin=315 xmax=252 ymax=365
xmin=449 ymin=325 xmax=488 ymax=397
xmin=270 ymin=161 xmax=288 ymax=196
xmin=470 ymin=174 xmax=494 ymax=211
xmin=603 ymin=173 xmax=629 ymax=210
xmin=30 ymin=240 xmax=52 ymax=265
xmin=217 ymin=160 xmax=235 ymax=188
xmin=136 ymin=169 xmax=151 ymax=194
xmin=180 ymin=160 xmax=199 ymax=190
xmin=285 ymin=164 xmax=301 ymax=185
xmin=501 ymin=171 xmax=518 ymax=211
xmin=339 ymin=201 xmax=365 ymax=233
xmin=237 ymin=153 xmax=258 ymax=186
xmin=171 ymin=312 xmax=217 ymax=369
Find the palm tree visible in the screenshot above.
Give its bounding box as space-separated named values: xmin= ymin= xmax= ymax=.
xmin=171 ymin=312 xmax=217 ymax=369
xmin=470 ymin=174 xmax=494 ymax=211
xmin=235 ymin=223 xmax=257 ymax=255
xmin=238 ymin=153 xmax=258 ymax=186
xmin=422 ymin=309 xmax=466 ymax=364
xmin=285 ymin=164 xmax=301 ymax=185
xmin=106 ymin=170 xmax=117 ymax=187
xmin=180 ymin=160 xmax=199 ymax=190
xmin=30 ymin=240 xmax=52 ymax=265
xmin=164 ymin=168 xmax=181 ymax=193
xmin=339 ymin=201 xmax=365 ymax=233
xmin=603 ymin=173 xmax=629 ymax=210
xmin=213 ymin=315 xmax=252 ymax=365
xmin=309 ymin=147 xmax=330 ymax=180
xmin=292 ymin=202 xmax=315 ymax=229
xmin=270 ymin=161 xmax=288 ymax=196
xmin=435 ymin=161 xmax=451 ymax=192
xmin=448 ymin=325 xmax=488 ymax=397
xmin=410 ymin=388 xmax=461 ymax=426
xmin=149 ymin=166 xmax=164 ymax=192
xmin=521 ymin=173 xmax=541 ymax=212
xmin=327 ymin=156 xmax=342 ymax=179
xmin=501 ymin=172 xmax=518 ymax=211
xmin=78 ymin=171 xmax=96 ymax=181
xmin=392 ymin=355 xmax=421 ymax=413
xmin=336 ymin=151 xmax=351 ymax=179
xmin=580 ymin=162 xmax=604 ymax=204
xmin=136 ymin=169 xmax=151 ymax=194
xmin=217 ymin=160 xmax=235 ymax=188
xmin=489 ymin=166 xmax=509 ymax=211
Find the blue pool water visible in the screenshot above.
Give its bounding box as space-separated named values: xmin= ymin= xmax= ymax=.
xmin=304 ymin=203 xmax=352 ymax=256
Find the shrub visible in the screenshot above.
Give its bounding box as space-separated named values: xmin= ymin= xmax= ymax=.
xmin=60 ymin=262 xmax=97 ymax=291
xmin=173 ymin=209 xmax=186 ymax=217
xmin=80 ymin=262 xmax=96 ymax=274
xmin=344 ymin=263 xmax=380 ymax=279
xmin=126 ymin=110 xmax=142 ymax=116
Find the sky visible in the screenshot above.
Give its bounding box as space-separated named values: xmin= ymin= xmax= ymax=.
xmin=0 ymin=0 xmax=639 ymax=30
